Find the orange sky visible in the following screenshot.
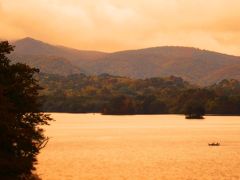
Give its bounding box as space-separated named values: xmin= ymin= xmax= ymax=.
xmin=0 ymin=0 xmax=240 ymax=55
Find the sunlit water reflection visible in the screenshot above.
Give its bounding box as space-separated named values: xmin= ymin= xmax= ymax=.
xmin=36 ymin=114 xmax=240 ymax=180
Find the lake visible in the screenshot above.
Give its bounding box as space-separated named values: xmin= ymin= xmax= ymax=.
xmin=36 ymin=113 xmax=240 ymax=180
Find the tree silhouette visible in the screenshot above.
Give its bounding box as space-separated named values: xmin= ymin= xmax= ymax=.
xmin=184 ymin=100 xmax=205 ymax=119
xmin=0 ymin=41 xmax=52 ymax=179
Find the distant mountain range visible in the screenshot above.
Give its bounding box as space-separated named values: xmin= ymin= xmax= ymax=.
xmin=9 ymin=37 xmax=107 ymax=75
xmin=8 ymin=37 xmax=240 ymax=85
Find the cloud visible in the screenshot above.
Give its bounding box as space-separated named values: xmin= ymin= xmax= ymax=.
xmin=0 ymin=0 xmax=240 ymax=55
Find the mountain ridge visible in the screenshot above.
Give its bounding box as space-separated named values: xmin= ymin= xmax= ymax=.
xmin=6 ymin=37 xmax=240 ymax=85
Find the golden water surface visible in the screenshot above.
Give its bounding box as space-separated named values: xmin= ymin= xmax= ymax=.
xmin=36 ymin=114 xmax=240 ymax=180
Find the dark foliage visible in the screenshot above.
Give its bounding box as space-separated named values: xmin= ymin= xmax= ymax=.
xmin=0 ymin=41 xmax=52 ymax=179
xmin=184 ymin=101 xmax=205 ymax=119
xmin=102 ymin=95 xmax=136 ymax=115
xmin=38 ymin=73 xmax=240 ymax=115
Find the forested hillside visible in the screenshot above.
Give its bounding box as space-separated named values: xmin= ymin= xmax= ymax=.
xmin=38 ymin=73 xmax=240 ymax=115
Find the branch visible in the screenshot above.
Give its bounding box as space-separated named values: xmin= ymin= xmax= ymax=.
xmin=37 ymin=137 xmax=50 ymax=150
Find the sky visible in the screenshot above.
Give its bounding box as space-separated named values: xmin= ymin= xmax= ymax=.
xmin=0 ymin=0 xmax=240 ymax=55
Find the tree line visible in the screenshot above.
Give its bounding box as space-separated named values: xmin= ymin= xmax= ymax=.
xmin=39 ymin=73 xmax=240 ymax=115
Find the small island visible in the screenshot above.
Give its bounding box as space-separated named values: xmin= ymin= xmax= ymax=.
xmin=184 ymin=101 xmax=205 ymax=119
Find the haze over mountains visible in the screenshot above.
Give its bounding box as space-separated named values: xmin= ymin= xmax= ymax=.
xmin=9 ymin=37 xmax=240 ymax=85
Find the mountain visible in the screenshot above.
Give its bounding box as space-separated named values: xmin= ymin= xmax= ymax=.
xmin=12 ymin=37 xmax=107 ymax=63
xmin=85 ymin=47 xmax=240 ymax=85
xmin=9 ymin=37 xmax=107 ymax=75
xmin=8 ymin=37 xmax=240 ymax=85
xmin=9 ymin=54 xmax=82 ymax=76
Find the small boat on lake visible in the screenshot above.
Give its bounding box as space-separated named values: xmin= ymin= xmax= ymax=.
xmin=208 ymin=142 xmax=220 ymax=146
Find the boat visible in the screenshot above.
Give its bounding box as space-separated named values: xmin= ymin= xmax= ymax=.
xmin=208 ymin=142 xmax=220 ymax=146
